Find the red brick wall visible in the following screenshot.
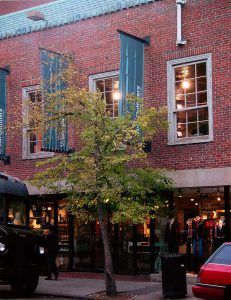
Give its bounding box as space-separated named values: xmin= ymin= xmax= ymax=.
xmin=0 ymin=0 xmax=230 ymax=181
xmin=0 ymin=0 xmax=56 ymax=15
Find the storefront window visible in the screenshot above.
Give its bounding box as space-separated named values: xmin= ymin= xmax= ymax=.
xmin=57 ymin=200 xmax=69 ymax=271
xmin=7 ymin=197 xmax=26 ymax=226
xmin=29 ymin=201 xmax=54 ymax=231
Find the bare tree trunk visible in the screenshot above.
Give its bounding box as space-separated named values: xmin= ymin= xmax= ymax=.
xmin=98 ymin=205 xmax=117 ymax=296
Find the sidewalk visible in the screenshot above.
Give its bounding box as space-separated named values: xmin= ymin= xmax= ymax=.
xmin=0 ymin=272 xmax=198 ymax=299
xmin=35 ymin=272 xmax=197 ymax=299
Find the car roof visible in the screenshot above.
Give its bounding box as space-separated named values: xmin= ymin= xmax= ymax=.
xmin=0 ymin=173 xmax=28 ymax=197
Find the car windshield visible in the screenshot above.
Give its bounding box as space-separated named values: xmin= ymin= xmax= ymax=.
xmin=7 ymin=197 xmax=26 ymax=226
xmin=210 ymin=245 xmax=231 ymax=265
xmin=0 ymin=196 xmax=4 ymax=224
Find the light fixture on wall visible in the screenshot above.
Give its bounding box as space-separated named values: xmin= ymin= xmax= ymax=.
xmin=178 ymin=189 xmax=183 ymax=197
xmin=217 ymin=188 xmax=221 ymax=201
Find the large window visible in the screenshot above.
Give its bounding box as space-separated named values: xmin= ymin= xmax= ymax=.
xmin=167 ymin=54 xmax=213 ymax=145
xmin=22 ymin=86 xmax=54 ymax=159
xmin=7 ymin=197 xmax=26 ymax=226
xmin=89 ymin=71 xmax=120 ymax=118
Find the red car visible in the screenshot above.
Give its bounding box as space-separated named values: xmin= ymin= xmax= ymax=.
xmin=192 ymin=242 xmax=231 ymax=300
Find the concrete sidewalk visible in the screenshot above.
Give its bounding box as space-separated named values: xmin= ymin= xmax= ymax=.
xmin=35 ymin=273 xmax=197 ymax=300
xmin=0 ymin=273 xmax=198 ymax=299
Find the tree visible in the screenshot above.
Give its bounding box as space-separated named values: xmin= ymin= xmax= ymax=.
xmin=27 ymin=64 xmax=172 ymax=295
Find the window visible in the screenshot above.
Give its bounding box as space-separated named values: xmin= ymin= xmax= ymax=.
xmin=210 ymin=245 xmax=231 ymax=265
xmin=167 ymin=54 xmax=213 ymax=145
xmin=22 ymin=86 xmax=54 ymax=159
xmin=7 ymin=197 xmax=26 ymax=226
xmin=89 ymin=71 xmax=120 ymax=118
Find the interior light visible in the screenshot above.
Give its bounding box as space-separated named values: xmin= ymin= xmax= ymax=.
xmin=47 ymin=206 xmax=52 ymax=211
xmin=217 ymin=197 xmax=221 ymax=202
xmin=182 ymin=80 xmax=190 ymax=89
xmin=176 ymin=104 xmax=184 ymax=109
xmin=178 ymin=189 xmax=183 ymax=197
xmin=195 ymin=202 xmax=199 ymax=206
xmin=177 ymin=131 xmax=183 ymax=137
xmin=113 ymin=91 xmax=121 ymax=101
xmin=190 ymin=198 xmax=194 ymax=202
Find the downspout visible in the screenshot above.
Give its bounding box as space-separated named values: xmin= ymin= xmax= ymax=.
xmin=176 ymin=0 xmax=187 ymax=46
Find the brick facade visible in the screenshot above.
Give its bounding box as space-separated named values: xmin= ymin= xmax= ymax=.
xmin=0 ymin=0 xmax=230 ymax=182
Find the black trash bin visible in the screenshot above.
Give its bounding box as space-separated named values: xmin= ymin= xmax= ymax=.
xmin=161 ymin=254 xmax=187 ymax=299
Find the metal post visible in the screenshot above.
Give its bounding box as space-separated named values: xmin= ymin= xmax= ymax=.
xmin=224 ymin=186 xmax=231 ymax=242
xmin=176 ymin=0 xmax=187 ymax=46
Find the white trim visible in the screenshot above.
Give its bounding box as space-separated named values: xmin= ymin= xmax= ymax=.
xmin=167 ymin=167 xmax=231 ymax=188
xmin=167 ymin=53 xmax=213 ymax=145
xmin=89 ymin=70 xmax=119 ymax=92
xmin=22 ymin=85 xmax=54 ymax=160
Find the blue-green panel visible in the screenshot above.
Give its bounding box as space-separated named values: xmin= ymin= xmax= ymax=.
xmin=119 ymin=32 xmax=144 ymax=118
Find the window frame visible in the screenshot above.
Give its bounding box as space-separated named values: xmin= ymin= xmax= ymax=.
xmin=22 ymin=85 xmax=54 ymax=159
xmin=89 ymin=70 xmax=120 ymax=117
xmin=167 ymin=53 xmax=213 ymax=145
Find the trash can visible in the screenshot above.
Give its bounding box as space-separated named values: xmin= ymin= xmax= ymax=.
xmin=161 ymin=254 xmax=187 ymax=299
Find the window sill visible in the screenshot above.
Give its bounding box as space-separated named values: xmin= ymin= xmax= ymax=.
xmin=22 ymin=152 xmax=55 ymax=160
xmin=168 ymin=136 xmax=213 ymax=146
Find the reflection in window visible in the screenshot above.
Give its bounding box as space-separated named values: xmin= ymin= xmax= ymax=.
xmin=174 ymin=61 xmax=209 ymax=140
xmin=7 ymin=198 xmax=26 ymax=226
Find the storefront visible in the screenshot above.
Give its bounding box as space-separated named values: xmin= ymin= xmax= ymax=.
xmin=28 ymin=186 xmax=230 ymax=274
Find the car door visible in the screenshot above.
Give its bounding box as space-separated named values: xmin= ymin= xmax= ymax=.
xmin=204 ymin=244 xmax=231 ymax=286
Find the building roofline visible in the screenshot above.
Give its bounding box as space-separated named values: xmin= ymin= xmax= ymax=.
xmin=0 ymin=0 xmax=158 ymax=41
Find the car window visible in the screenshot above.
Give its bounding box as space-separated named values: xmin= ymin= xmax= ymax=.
xmin=0 ymin=196 xmax=4 ymax=224
xmin=210 ymin=245 xmax=231 ymax=265
xmin=7 ymin=198 xmax=26 ymax=226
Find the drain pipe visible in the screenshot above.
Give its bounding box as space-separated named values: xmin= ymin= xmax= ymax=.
xmin=176 ymin=0 xmax=187 ymax=46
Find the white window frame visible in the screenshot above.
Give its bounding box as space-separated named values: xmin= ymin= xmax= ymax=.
xmin=89 ymin=70 xmax=120 ymax=117
xmin=167 ymin=53 xmax=213 ymax=145
xmin=22 ymin=86 xmax=54 ymax=160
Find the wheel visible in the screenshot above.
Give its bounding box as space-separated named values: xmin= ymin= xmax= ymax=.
xmin=10 ymin=269 xmax=39 ymax=297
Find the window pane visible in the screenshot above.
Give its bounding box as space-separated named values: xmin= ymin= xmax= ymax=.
xmin=197 ymin=77 xmax=207 ymax=92
xmin=177 ymin=111 xmax=186 ymax=123
xmin=175 ymin=81 xmax=184 ymax=95
xmin=199 ymin=121 xmax=209 ymax=136
xmin=186 ymin=94 xmax=196 ymax=107
xmin=188 ymin=110 xmax=197 ymax=122
xmin=196 ymin=62 xmax=206 ymax=77
xmin=210 ymin=246 xmax=231 ymax=265
xmin=29 ymin=131 xmax=43 ymax=154
xmin=175 ymin=94 xmax=185 ymax=109
xmin=188 ymin=122 xmax=198 ymax=137
xmin=185 ymin=79 xmax=196 ymax=93
xmin=175 ymin=65 xmax=195 ymax=80
xmin=95 ymin=80 xmax=104 ymax=93
xmin=197 ymin=92 xmax=207 ymax=106
xmin=105 ymin=78 xmax=113 ymax=92
xmin=113 ymin=78 xmax=119 ymax=91
xmin=105 ymin=92 xmax=113 ymax=104
xmin=198 ymin=108 xmax=208 ymax=121
xmin=177 ymin=123 xmax=186 ymax=138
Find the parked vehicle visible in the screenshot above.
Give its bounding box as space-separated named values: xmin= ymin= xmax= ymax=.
xmin=192 ymin=242 xmax=231 ymax=300
xmin=0 ymin=172 xmax=46 ymax=297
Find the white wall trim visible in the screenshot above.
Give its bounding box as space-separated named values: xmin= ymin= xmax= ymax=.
xmin=168 ymin=167 xmax=231 ymax=188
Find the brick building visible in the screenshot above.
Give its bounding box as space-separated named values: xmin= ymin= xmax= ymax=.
xmin=0 ymin=0 xmax=230 ymax=273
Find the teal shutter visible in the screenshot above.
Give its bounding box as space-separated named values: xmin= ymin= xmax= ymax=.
xmin=0 ymin=69 xmax=7 ymax=157
xmin=118 ymin=31 xmax=145 ymax=118
xmin=40 ymin=49 xmax=68 ymax=152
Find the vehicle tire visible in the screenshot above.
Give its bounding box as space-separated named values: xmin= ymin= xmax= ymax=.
xmin=224 ymin=285 xmax=231 ymax=300
xmin=10 ymin=269 xmax=39 ymax=297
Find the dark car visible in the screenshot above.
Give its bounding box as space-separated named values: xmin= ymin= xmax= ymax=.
xmin=0 ymin=173 xmax=46 ymax=297
xmin=192 ymin=242 xmax=231 ymax=300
